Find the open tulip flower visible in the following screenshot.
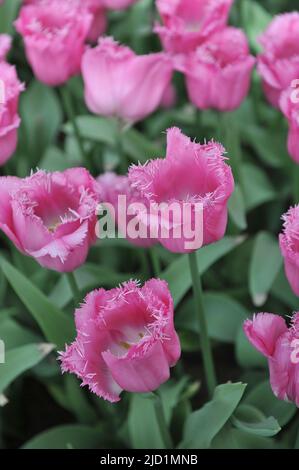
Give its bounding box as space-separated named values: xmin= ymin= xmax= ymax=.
xmin=15 ymin=0 xmax=93 ymax=86
xmin=82 ymin=36 xmax=173 ymax=123
xmin=0 ymin=34 xmax=24 ymax=166
xmin=280 ymin=87 xmax=299 ymax=164
xmin=0 ymin=168 xmax=99 ymax=272
xmin=128 ymin=127 xmax=234 ymax=253
xmin=60 ymin=279 xmax=181 ymax=402
xmin=244 ymin=312 xmax=299 ymax=407
xmin=279 ymin=205 xmax=299 ymax=296
xmin=178 ymin=27 xmax=255 ymax=111
xmin=154 ymin=0 xmax=234 ymax=54
xmin=257 ymin=12 xmax=299 ymax=108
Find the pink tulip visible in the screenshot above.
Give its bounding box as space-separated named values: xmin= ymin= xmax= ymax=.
xmin=129 ymin=127 xmax=234 ymax=253
xmin=60 ymin=279 xmax=181 ymax=402
xmin=97 ymin=172 xmax=156 ymax=248
xmin=160 ymin=82 xmax=176 ymax=109
xmin=257 ymin=13 xmax=299 ymax=108
xmin=155 ymin=0 xmax=233 ymax=54
xmin=0 ymin=35 xmax=24 ymax=166
xmin=244 ymin=312 xmax=299 ymax=406
xmin=178 ymin=27 xmax=255 ymax=111
xmin=82 ymin=36 xmax=173 ymax=123
xmin=280 ymin=86 xmax=299 ymax=163
xmin=0 ymin=168 xmax=99 ymax=272
xmin=279 ymin=205 xmax=299 ymax=296
xmin=15 ymin=0 xmax=93 ymax=86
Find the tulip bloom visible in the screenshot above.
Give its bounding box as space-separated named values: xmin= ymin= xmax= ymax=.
xmin=244 ymin=312 xmax=299 ymax=407
xmin=128 ymin=127 xmax=234 ymax=253
xmin=257 ymin=13 xmax=299 ymax=108
xmin=155 ymin=0 xmax=233 ymax=54
xmin=82 ymin=36 xmax=173 ymax=123
xmin=178 ymin=27 xmax=255 ymax=111
xmin=60 ymin=279 xmax=181 ymax=402
xmin=280 ymin=86 xmax=299 ymax=163
xmin=102 ymin=0 xmax=139 ymax=9
xmin=15 ymin=0 xmax=93 ymax=86
xmin=279 ymin=205 xmax=299 ymax=296
xmin=0 ymin=168 xmax=99 ymax=272
xmin=0 ymin=35 xmax=24 ymax=166
xmin=97 ymin=172 xmax=156 ymax=248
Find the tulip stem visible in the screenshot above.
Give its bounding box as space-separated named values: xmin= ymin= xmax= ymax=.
xmin=149 ymin=247 xmax=161 ymax=277
xmin=66 ymin=272 xmax=81 ymax=307
xmin=116 ymin=119 xmax=129 ymax=174
xmin=152 ymin=392 xmax=173 ymax=449
xmin=60 ymin=86 xmax=93 ymax=172
xmin=188 ymin=251 xmax=217 ymax=397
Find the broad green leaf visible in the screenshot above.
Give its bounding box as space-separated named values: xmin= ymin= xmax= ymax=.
xmin=65 ymin=375 xmax=97 ymax=425
xmin=39 ymin=147 xmax=72 ymax=172
xmin=235 ymin=324 xmax=267 ymax=369
xmin=64 ymin=115 xmax=117 ymax=146
xmin=176 ymin=293 xmax=248 ymax=343
xmin=179 ymin=383 xmax=246 ymax=449
xmin=242 ymin=163 xmax=276 ymax=211
xmin=271 ymin=268 xmax=299 ymax=310
xmin=212 ymin=423 xmax=274 ymax=449
xmin=128 ymin=394 xmax=166 ymax=449
xmin=232 ymin=404 xmax=281 ymax=437
xmin=159 ymin=378 xmax=190 ymax=425
xmin=244 ymin=381 xmax=297 ymax=427
xmin=241 ymin=124 xmax=287 ymax=168
xmin=0 ymin=258 xmax=74 ymax=349
xmin=249 ymin=232 xmax=283 ymax=306
xmin=241 ymin=0 xmax=272 ymax=53
xmin=228 ymin=185 xmax=247 ymax=230
xmin=0 ymin=343 xmax=53 ymax=395
xmin=22 ymin=425 xmax=102 ymax=449
xmin=49 ymin=263 xmax=132 ymax=309
xmin=20 ymin=81 xmax=62 ymax=163
xmin=162 ymin=236 xmax=244 ymax=307
xmin=0 ymin=0 xmax=21 ymax=34
xmin=121 ymin=127 xmax=163 ymax=163
xmin=0 ymin=316 xmax=40 ymax=350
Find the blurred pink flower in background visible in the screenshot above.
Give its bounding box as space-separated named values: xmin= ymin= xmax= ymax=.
xmin=0 ymin=35 xmax=24 ymax=166
xmin=244 ymin=312 xmax=299 ymax=406
xmin=15 ymin=0 xmax=93 ymax=85
xmin=0 ymin=168 xmax=99 ymax=272
xmin=60 ymin=279 xmax=181 ymax=402
xmin=82 ymin=37 xmax=173 ymax=123
xmin=129 ymin=127 xmax=234 ymax=253
xmin=160 ymin=82 xmax=177 ymax=109
xmin=178 ymin=27 xmax=255 ymax=111
xmin=280 ymin=85 xmax=299 ymax=163
xmin=155 ymin=0 xmax=233 ymax=54
xmin=279 ymin=205 xmax=299 ymax=296
xmin=101 ymin=0 xmax=139 ymax=9
xmin=97 ymin=172 xmax=156 ymax=247
xmin=257 ymin=13 xmax=299 ymax=108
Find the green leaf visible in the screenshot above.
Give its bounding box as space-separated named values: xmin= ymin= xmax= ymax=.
xmin=22 ymin=425 xmax=102 ymax=449
xmin=121 ymin=127 xmax=163 ymax=163
xmin=128 ymin=394 xmax=166 ymax=449
xmin=242 ymin=163 xmax=276 ymax=211
xmin=179 ymin=383 xmax=246 ymax=449
xmin=241 ymin=0 xmax=272 ymax=53
xmin=271 ymin=268 xmax=299 ymax=310
xmin=162 ymin=236 xmax=244 ymax=307
xmin=228 ymin=185 xmax=247 ymax=230
xmin=20 ymin=81 xmax=62 ymax=163
xmin=0 ymin=0 xmax=22 ymax=34
xmin=244 ymin=381 xmax=297 ymax=427
xmin=159 ymin=378 xmax=190 ymax=425
xmin=176 ymin=293 xmax=248 ymax=343
xmin=0 ymin=343 xmax=53 ymax=395
xmin=235 ymin=324 xmax=267 ymax=369
xmin=39 ymin=147 xmax=73 ymax=172
xmin=0 ymin=316 xmax=40 ymax=350
xmin=64 ymin=115 xmax=117 ymax=146
xmin=49 ymin=263 xmax=132 ymax=309
xmin=249 ymin=232 xmax=283 ymax=306
xmin=232 ymin=404 xmax=281 ymax=437
xmin=0 ymin=258 xmax=74 ymax=349
xmin=212 ymin=423 xmax=274 ymax=449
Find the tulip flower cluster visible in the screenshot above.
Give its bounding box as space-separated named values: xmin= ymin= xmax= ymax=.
xmin=1 ymin=0 xmax=299 ymax=427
